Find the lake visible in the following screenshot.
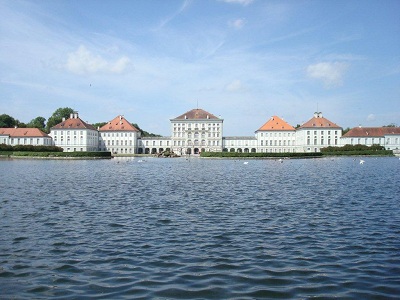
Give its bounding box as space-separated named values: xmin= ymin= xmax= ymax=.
xmin=1 ymin=156 xmax=399 ymax=299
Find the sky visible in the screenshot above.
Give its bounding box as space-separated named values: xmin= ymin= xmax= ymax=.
xmin=0 ymin=0 xmax=399 ymax=136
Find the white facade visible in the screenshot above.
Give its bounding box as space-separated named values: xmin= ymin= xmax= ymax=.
xmin=36 ymin=108 xmax=400 ymax=155
xmin=341 ymin=127 xmax=400 ymax=150
xmin=170 ymin=109 xmax=224 ymax=155
xmin=223 ymin=136 xmax=257 ymax=152
xmin=50 ymin=113 xmax=99 ymax=152
xmin=0 ymin=128 xmax=52 ymax=146
xmin=256 ymin=131 xmax=297 ymax=153
xmin=296 ymin=113 xmax=342 ymax=153
xmin=385 ymin=134 xmax=400 ymax=150
xmin=139 ymin=137 xmax=172 ymax=154
xmin=296 ymin=128 xmax=341 ymax=152
xmin=99 ymin=115 xmax=140 ymax=154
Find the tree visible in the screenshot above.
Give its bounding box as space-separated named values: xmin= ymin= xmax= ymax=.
xmin=92 ymin=122 xmax=107 ymax=129
xmin=132 ymin=123 xmax=162 ymax=137
xmin=0 ymin=114 xmax=17 ymax=128
xmin=383 ymin=123 xmax=397 ymax=127
xmin=342 ymin=127 xmax=351 ymax=135
xmin=46 ymin=107 xmax=75 ymax=133
xmin=27 ymin=116 xmax=46 ymax=131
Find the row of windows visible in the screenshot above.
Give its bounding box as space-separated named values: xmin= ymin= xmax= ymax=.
xmin=307 ymin=130 xmax=338 ymax=136
xmin=53 ymin=130 xmax=97 ymax=136
xmin=100 ymin=132 xmax=134 ymax=137
xmin=173 ymin=132 xmax=220 ymax=138
xmin=139 ymin=140 xmax=170 ymax=147
xmin=307 ymin=138 xmax=338 ymax=145
xmin=56 ymin=140 xmax=97 ymax=146
xmin=172 ymin=140 xmax=220 ymax=146
xmin=173 ymin=123 xmax=220 ymax=128
xmin=260 ymin=132 xmax=295 ymax=137
xmin=349 ymin=137 xmax=399 ymax=144
xmin=100 ymin=140 xmax=134 ymax=146
xmin=259 ymin=148 xmax=296 ymax=153
xmin=4 ymin=138 xmax=51 ymax=145
xmin=260 ymin=140 xmax=293 ymax=146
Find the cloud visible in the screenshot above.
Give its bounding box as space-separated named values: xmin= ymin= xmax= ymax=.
xmin=226 ymin=79 xmax=245 ymax=92
xmin=229 ymin=18 xmax=246 ymax=29
xmin=65 ymin=45 xmax=131 ymax=75
xmin=158 ymin=0 xmax=192 ymax=29
xmin=367 ymin=114 xmax=376 ymax=121
xmin=220 ymin=0 xmax=254 ymax=6
xmin=307 ymin=62 xmax=348 ymax=87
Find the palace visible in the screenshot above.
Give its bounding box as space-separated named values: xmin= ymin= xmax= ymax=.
xmin=1 ymin=108 xmax=399 ymax=153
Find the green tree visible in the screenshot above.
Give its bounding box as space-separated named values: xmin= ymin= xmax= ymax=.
xmin=46 ymin=107 xmax=75 ymax=133
xmin=132 ymin=123 xmax=161 ymax=137
xmin=342 ymin=127 xmax=351 ymax=135
xmin=92 ymin=122 xmax=107 ymax=129
xmin=383 ymin=123 xmax=397 ymax=127
xmin=0 ymin=114 xmax=17 ymax=128
xmin=27 ymin=116 xmax=46 ymax=131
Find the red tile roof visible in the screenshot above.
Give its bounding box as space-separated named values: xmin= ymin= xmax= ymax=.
xmin=51 ymin=117 xmax=96 ymax=130
xmin=172 ymin=108 xmax=221 ymax=120
xmin=257 ymin=116 xmax=295 ymax=131
xmin=0 ymin=128 xmax=49 ymax=137
xmin=343 ymin=127 xmax=400 ymax=137
xmin=99 ymin=115 xmax=139 ymax=131
xmin=299 ymin=113 xmax=341 ymax=129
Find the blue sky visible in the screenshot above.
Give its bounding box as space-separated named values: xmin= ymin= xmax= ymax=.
xmin=1 ymin=0 xmax=399 ymax=136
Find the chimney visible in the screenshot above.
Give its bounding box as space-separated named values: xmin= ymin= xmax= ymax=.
xmin=62 ymin=117 xmax=65 ymax=122
xmin=70 ymin=113 xmax=74 ymax=119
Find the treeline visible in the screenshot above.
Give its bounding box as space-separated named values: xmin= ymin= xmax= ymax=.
xmin=0 ymin=144 xmax=64 ymax=152
xmin=1 ymin=107 xmax=161 ymax=136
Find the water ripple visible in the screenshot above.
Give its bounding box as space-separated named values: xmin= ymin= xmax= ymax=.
xmin=0 ymin=157 xmax=399 ymax=299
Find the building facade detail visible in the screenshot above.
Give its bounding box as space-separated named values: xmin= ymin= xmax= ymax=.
xmin=49 ymin=113 xmax=98 ymax=152
xmin=341 ymin=127 xmax=400 ymax=150
xmin=296 ymin=112 xmax=342 ymax=153
xmin=4 ymin=109 xmax=397 ymax=154
xmin=99 ymin=115 xmax=140 ymax=154
xmin=0 ymin=128 xmax=52 ymax=146
xmin=255 ymin=116 xmax=296 ymax=153
xmin=170 ymin=108 xmax=224 ymax=155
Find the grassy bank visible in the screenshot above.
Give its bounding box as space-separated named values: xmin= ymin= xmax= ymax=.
xmin=0 ymin=151 xmax=112 ymax=159
xmin=200 ymin=152 xmax=323 ymax=158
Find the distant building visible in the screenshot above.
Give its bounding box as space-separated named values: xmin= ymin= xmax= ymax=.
xmin=38 ymin=106 xmax=399 ymax=155
xmin=255 ymin=116 xmax=296 ymax=153
xmin=0 ymin=128 xmax=52 ymax=146
xmin=341 ymin=127 xmax=400 ymax=150
xmin=296 ymin=112 xmax=342 ymax=152
xmin=99 ymin=115 xmax=140 ymax=154
xmin=222 ymin=136 xmax=257 ymax=153
xmin=139 ymin=136 xmax=171 ymax=155
xmin=49 ymin=113 xmax=98 ymax=152
xmin=170 ymin=108 xmax=224 ymax=155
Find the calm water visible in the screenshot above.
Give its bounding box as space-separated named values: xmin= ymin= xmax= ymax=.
xmin=1 ymin=157 xmax=399 ymax=299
